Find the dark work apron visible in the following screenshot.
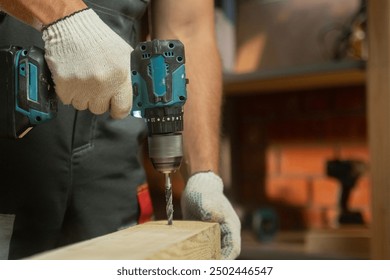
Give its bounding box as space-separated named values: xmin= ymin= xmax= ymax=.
xmin=0 ymin=0 xmax=149 ymax=259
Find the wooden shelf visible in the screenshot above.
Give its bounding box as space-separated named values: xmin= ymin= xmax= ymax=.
xmin=223 ymin=60 xmax=366 ymax=95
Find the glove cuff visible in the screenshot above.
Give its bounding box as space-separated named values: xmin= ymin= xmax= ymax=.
xmin=42 ymin=8 xmax=114 ymax=55
xmin=186 ymin=171 xmax=224 ymax=193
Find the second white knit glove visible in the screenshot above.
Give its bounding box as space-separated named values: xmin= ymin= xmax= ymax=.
xmin=181 ymin=172 xmax=241 ymax=260
xmin=42 ymin=9 xmax=133 ymax=119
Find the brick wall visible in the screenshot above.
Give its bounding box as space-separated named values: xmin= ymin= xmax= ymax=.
xmin=224 ymin=85 xmax=370 ymax=230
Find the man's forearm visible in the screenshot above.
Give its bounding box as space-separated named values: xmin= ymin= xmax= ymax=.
xmin=0 ymin=0 xmax=87 ymax=29
xmin=150 ymin=0 xmax=222 ymax=178
xmin=181 ymin=37 xmax=222 ymax=176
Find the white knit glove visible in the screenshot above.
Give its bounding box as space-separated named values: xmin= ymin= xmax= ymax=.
xmin=42 ymin=9 xmax=133 ymax=119
xmin=181 ymin=172 xmax=241 ymax=260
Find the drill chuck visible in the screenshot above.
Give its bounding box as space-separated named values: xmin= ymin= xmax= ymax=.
xmin=148 ymin=133 xmax=183 ymax=173
xmin=145 ymin=106 xmax=184 ymax=173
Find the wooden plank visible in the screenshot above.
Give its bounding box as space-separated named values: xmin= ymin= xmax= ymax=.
xmin=27 ymin=221 xmax=221 ymax=260
xmin=367 ymin=1 xmax=390 ymax=260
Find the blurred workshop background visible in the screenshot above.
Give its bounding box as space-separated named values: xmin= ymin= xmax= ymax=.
xmin=147 ymin=0 xmax=388 ymax=260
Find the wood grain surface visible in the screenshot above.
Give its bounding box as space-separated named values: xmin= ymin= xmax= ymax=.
xmin=28 ymin=221 xmax=221 ymax=260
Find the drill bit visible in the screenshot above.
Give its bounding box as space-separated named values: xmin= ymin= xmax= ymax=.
xmin=165 ymin=172 xmax=174 ymax=225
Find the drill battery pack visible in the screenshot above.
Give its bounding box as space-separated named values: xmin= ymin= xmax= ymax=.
xmin=0 ymin=45 xmax=57 ymax=138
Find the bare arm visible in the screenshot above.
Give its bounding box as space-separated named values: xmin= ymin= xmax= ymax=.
xmin=0 ymin=0 xmax=87 ymax=29
xmin=150 ymin=0 xmax=222 ymax=179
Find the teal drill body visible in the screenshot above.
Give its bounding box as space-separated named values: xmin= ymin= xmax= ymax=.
xmin=131 ymin=39 xmax=187 ymax=119
xmin=130 ymin=39 xmax=188 ymax=225
xmin=0 ymin=45 xmax=57 ymax=138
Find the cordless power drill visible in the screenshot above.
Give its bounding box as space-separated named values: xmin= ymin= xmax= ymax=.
xmin=131 ymin=39 xmax=188 ymax=225
xmin=0 ymin=45 xmax=57 ymax=138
